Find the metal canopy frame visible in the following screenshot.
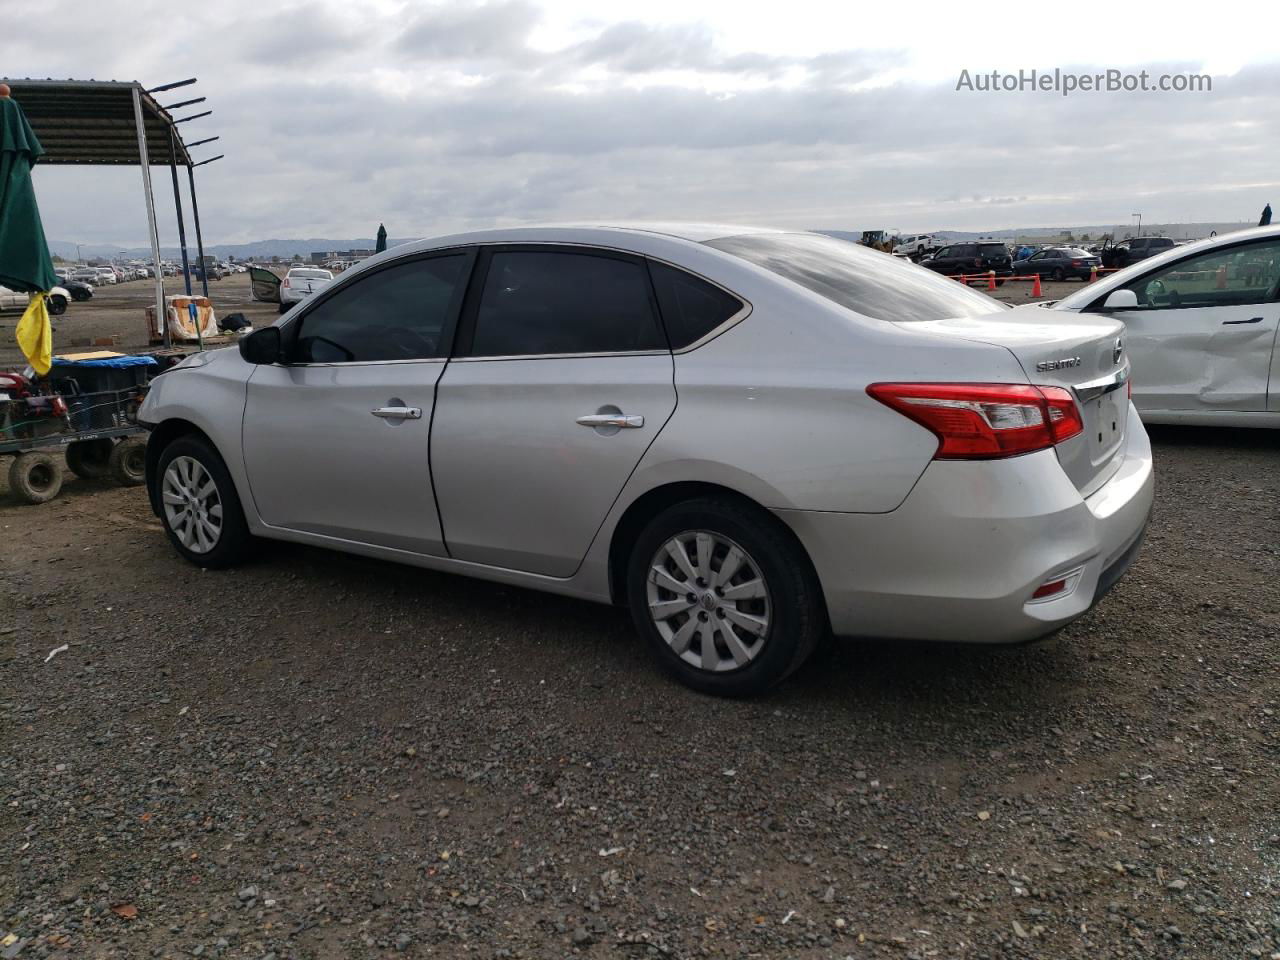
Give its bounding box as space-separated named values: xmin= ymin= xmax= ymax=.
xmin=1 ymin=77 xmax=222 ymax=348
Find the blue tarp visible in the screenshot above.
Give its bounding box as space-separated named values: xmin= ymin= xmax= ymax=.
xmin=51 ymin=354 xmax=158 ymax=369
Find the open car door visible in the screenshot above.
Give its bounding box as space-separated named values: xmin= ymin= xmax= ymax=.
xmin=249 ymin=266 xmax=281 ymax=303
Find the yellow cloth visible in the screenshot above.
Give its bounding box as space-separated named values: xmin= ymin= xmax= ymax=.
xmin=15 ymin=293 xmax=51 ymax=375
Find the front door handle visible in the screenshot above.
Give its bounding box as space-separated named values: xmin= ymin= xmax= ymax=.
xmin=372 ymin=406 xmax=422 ymax=419
xmin=1222 ymin=317 xmax=1264 ymax=325
xmin=576 ymin=413 xmax=644 ymax=429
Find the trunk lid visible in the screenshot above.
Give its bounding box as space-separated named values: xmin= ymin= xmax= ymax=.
xmin=900 ymin=305 xmax=1130 ymax=496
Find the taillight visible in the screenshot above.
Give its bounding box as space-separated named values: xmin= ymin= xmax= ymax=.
xmin=283 ymin=278 xmax=290 ymax=288
xmin=867 ymin=383 xmax=1084 ymax=459
xmin=1071 ymin=260 xmax=1082 ymax=267
xmin=973 ymin=258 xmax=983 ymax=268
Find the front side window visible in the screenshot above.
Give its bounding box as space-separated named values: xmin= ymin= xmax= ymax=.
xmin=469 ymin=250 xmax=666 ymax=357
xmin=1121 ymin=239 xmax=1280 ymax=310
xmin=706 ymin=232 xmax=1007 ymax=323
xmin=290 ymin=255 xmax=466 ymax=362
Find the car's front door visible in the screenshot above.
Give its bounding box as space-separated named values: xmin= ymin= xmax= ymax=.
xmin=1103 ymin=237 xmax=1280 ymax=412
xmin=241 ymin=250 xmax=473 ymax=554
xmin=431 ymin=246 xmax=677 ymax=577
xmin=249 ymin=267 xmax=281 ymax=303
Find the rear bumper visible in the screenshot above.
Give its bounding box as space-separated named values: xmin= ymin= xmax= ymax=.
xmin=779 ymin=403 xmax=1154 ymax=644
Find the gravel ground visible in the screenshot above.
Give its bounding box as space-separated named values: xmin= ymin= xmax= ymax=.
xmin=2 ymin=423 xmax=1279 ymax=959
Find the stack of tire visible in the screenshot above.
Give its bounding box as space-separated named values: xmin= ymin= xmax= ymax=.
xmin=7 ymin=437 xmax=146 ymax=504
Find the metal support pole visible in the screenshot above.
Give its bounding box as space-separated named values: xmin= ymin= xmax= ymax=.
xmin=132 ymin=85 xmax=168 ymax=349
xmin=186 ymin=164 xmax=209 ymax=299
xmin=168 ymin=131 xmax=193 ymax=298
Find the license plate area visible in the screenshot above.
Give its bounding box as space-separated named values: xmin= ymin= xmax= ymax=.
xmin=1088 ymin=392 xmax=1124 ymax=461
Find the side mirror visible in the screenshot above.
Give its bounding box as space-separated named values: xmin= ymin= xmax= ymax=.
xmin=1101 ymin=289 xmax=1138 ymax=311
xmin=239 ymin=325 xmax=282 ymax=365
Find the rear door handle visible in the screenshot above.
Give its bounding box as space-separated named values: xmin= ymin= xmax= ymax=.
xmin=576 ymin=413 xmax=644 ymax=428
xmin=371 ymin=406 xmax=422 ymax=419
xmin=1222 ymin=317 xmax=1264 ymax=325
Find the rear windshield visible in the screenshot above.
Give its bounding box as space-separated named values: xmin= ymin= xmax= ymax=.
xmin=706 ymin=233 xmax=1008 ymax=323
xmin=290 ymin=269 xmax=331 ymax=280
xmin=1148 ymin=238 xmax=1175 ymax=248
xmin=978 ymin=243 xmax=1009 ymax=255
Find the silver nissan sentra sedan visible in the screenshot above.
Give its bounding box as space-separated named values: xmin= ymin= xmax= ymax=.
xmin=139 ymin=224 xmax=1153 ymax=696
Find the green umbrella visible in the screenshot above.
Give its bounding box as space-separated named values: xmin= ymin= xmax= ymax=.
xmin=375 ymin=222 xmax=387 ymax=254
xmin=0 ymin=91 xmax=58 ymax=294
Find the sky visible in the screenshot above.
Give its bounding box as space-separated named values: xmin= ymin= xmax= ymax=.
xmin=2 ymin=0 xmax=1278 ymax=248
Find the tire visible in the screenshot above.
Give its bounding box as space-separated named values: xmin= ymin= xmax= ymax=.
xmin=72 ymin=289 xmax=91 ymax=302
xmin=277 ymin=302 xmax=289 ymax=314
xmin=155 ymin=435 xmax=253 ymax=568
xmin=65 ymin=438 xmax=113 ymax=479
xmin=46 ymin=294 xmax=67 ymax=316
xmin=8 ymin=452 xmax=62 ymax=504
xmin=626 ymin=497 xmax=827 ymax=696
xmin=108 ymin=437 xmax=147 ymax=486
xmin=1051 ymin=267 xmax=1065 ymax=281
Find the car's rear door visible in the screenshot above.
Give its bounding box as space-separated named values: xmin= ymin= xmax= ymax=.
xmin=241 ymin=250 xmax=473 ymax=554
xmin=430 ymin=245 xmax=677 ymax=577
xmin=1101 ymin=236 xmax=1280 ymax=412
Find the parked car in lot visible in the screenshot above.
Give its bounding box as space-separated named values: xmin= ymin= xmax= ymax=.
xmin=1012 ymin=247 xmax=1101 ymax=281
xmin=69 ymin=267 xmax=98 ymax=284
xmin=1054 ymin=225 xmax=1280 ymax=427
xmin=921 ymin=241 xmax=1013 ymax=278
xmin=1099 ymin=236 xmax=1176 ymax=269
xmin=61 ymin=278 xmax=94 ymax=301
xmin=140 ymin=224 xmax=1152 ymax=695
xmin=277 ymin=267 xmax=333 ymax=312
xmin=0 ymin=283 xmax=73 ymax=316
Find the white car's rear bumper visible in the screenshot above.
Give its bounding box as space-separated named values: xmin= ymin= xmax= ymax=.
xmin=780 ymin=403 xmax=1154 ymax=643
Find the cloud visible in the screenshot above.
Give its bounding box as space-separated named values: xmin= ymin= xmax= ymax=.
xmin=2 ymin=0 xmax=1278 ymax=247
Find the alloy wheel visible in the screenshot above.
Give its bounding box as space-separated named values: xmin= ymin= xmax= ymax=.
xmin=646 ymin=530 xmax=772 ymax=672
xmin=162 ymin=456 xmax=223 ymax=554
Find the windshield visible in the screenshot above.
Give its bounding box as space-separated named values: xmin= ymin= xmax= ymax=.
xmin=705 ymin=233 xmax=1007 ymax=322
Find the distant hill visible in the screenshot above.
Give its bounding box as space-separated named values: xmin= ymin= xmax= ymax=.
xmin=50 ymin=221 xmax=1259 ymax=262
xmin=47 ymin=237 xmax=416 ymax=262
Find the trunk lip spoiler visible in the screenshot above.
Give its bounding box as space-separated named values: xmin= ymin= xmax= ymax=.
xmin=1072 ymin=363 xmax=1130 ymax=403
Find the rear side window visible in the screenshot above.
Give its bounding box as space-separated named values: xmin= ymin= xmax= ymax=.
xmin=706 ymin=233 xmax=1006 ymax=323
xmin=470 ymin=250 xmax=665 ymax=357
xmin=648 ymin=261 xmax=744 ymax=349
xmin=291 ymin=255 xmax=465 ymax=362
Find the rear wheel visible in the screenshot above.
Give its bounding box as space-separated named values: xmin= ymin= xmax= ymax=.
xmin=46 ymin=294 xmax=67 ymax=316
xmin=1052 ymin=267 xmax=1065 ymax=281
xmin=156 ymin=435 xmax=252 ymax=567
xmin=627 ymin=497 xmax=826 ymax=696
xmin=9 ymin=452 xmax=62 ymax=504
xmin=108 ymin=437 xmax=147 ymax=486
xmin=277 ymin=301 xmax=289 ymax=314
xmin=65 ymin=438 xmax=113 ymax=479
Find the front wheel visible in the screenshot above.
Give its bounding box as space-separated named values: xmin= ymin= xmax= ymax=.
xmin=155 ymin=435 xmax=253 ymax=568
xmin=627 ymin=497 xmax=826 ymax=696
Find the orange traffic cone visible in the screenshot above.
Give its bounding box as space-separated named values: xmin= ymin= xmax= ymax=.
xmin=1031 ymin=274 xmax=1042 ymax=297
xmin=1089 ymin=265 xmax=1098 ymax=283
xmin=987 ymin=270 xmax=996 ymax=290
